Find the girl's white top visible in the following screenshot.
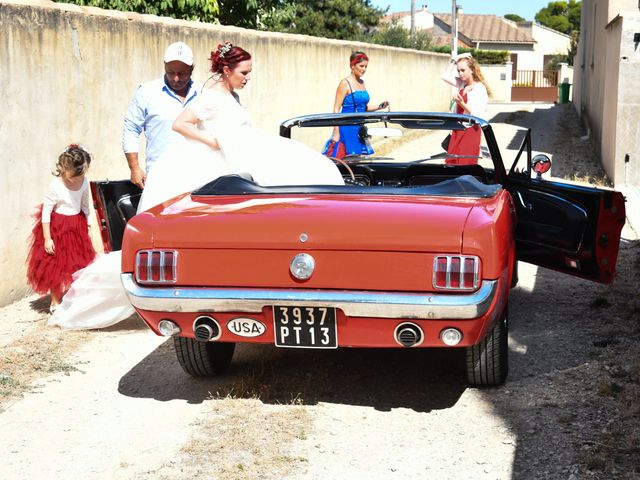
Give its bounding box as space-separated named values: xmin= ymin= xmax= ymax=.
xmin=41 ymin=177 xmax=90 ymax=223
xmin=441 ymin=67 xmax=489 ymax=119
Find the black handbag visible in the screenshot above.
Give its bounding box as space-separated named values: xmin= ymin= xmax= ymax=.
xmin=441 ymin=133 xmax=451 ymax=151
xmin=358 ymin=125 xmax=369 ymax=142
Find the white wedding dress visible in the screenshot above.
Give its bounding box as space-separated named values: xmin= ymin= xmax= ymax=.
xmin=49 ymin=89 xmax=343 ymax=329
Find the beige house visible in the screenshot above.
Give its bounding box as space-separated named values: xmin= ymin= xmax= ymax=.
xmin=514 ymin=22 xmax=572 ymax=71
xmin=382 ymin=4 xmax=434 ymax=30
xmin=573 ymin=0 xmax=640 ymax=188
xmin=383 ymin=7 xmax=572 ymax=72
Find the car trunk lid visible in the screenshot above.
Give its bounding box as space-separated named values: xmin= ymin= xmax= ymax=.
xmin=147 ymin=193 xmax=478 ymax=253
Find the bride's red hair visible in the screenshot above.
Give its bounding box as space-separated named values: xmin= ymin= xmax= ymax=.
xmin=210 ymin=43 xmax=251 ymax=75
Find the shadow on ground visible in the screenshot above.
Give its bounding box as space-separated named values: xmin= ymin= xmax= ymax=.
xmin=29 ymin=295 xmax=51 ymax=314
xmin=486 ymin=102 xmax=639 ymax=478
xmin=487 ymin=236 xmax=640 ymax=478
xmin=118 ymin=341 xmax=466 ymax=412
xmin=117 ymin=103 xmax=635 ymax=476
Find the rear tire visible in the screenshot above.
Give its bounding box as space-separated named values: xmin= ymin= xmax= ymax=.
xmin=173 ymin=337 xmax=235 ymax=377
xmin=465 ymin=306 xmax=509 ymax=386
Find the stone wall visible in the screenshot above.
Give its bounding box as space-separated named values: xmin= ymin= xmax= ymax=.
xmin=0 ymin=0 xmax=453 ymax=306
xmin=573 ymin=0 xmax=640 ymax=187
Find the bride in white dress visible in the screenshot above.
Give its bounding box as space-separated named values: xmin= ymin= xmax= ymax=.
xmin=49 ymin=42 xmax=343 ymax=329
xmin=140 ymin=42 xmax=343 ymax=211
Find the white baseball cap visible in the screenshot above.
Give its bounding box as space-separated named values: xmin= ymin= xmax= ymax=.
xmin=164 ymin=42 xmax=194 ymax=66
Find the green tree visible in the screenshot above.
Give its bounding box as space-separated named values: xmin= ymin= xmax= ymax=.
xmin=535 ymin=1 xmax=581 ymax=35
xmin=535 ymin=1 xmax=581 ymax=65
xmin=217 ymin=0 xmax=285 ymax=29
xmin=504 ymin=14 xmax=525 ymax=23
xmin=53 ymin=0 xmax=219 ymax=22
xmin=366 ymin=21 xmax=432 ymax=50
xmin=262 ymin=0 xmax=385 ymax=40
xmin=57 ymin=0 xmax=390 ymax=45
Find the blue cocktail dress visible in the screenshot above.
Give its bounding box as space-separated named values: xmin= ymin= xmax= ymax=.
xmin=338 ymin=89 xmax=374 ymax=155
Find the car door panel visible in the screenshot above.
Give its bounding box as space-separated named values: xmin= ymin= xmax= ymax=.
xmin=90 ymin=180 xmax=142 ymax=252
xmin=504 ymin=128 xmax=626 ymax=284
xmin=506 ymin=172 xmax=625 ymax=284
xmin=514 ymin=188 xmax=588 ymax=253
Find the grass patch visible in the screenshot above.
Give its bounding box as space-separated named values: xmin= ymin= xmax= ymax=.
xmin=0 ymin=321 xmax=89 ymax=407
xmin=570 ymin=173 xmax=611 ymax=187
xmin=153 ymin=397 xmax=311 ymax=480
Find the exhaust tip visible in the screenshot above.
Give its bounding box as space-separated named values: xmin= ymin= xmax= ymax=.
xmin=394 ymin=322 xmax=424 ymax=347
xmin=193 ymin=316 xmax=221 ymax=342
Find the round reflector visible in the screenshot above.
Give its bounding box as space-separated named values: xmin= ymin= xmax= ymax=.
xmin=440 ymin=328 xmax=463 ymax=346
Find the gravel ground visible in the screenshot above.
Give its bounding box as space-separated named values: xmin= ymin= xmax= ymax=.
xmin=0 ymin=103 xmax=638 ymax=480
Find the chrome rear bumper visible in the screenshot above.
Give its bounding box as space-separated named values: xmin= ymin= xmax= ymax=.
xmin=121 ymin=274 xmax=497 ymax=320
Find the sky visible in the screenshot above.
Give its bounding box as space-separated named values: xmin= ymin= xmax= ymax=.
xmin=370 ymin=0 xmax=554 ymax=21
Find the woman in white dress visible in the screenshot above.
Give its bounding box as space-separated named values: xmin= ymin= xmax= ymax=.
xmin=50 ymin=42 xmax=344 ymax=329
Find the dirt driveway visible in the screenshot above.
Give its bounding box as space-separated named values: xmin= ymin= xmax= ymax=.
xmin=1 ymin=103 xmax=639 ymax=480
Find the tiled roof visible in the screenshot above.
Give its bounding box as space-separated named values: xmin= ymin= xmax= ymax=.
xmin=382 ymin=9 xmax=427 ymax=22
xmin=382 ymin=11 xmax=409 ymax=22
xmin=435 ymin=14 xmax=534 ymax=44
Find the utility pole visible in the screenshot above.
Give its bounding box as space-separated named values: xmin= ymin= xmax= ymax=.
xmin=410 ymin=0 xmax=416 ymax=47
xmin=451 ymin=0 xmax=458 ymax=59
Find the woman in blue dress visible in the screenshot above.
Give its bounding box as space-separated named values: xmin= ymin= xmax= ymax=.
xmin=325 ymin=51 xmax=389 ymax=158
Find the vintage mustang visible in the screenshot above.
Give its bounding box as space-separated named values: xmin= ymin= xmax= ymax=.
xmin=92 ymin=112 xmax=626 ymax=386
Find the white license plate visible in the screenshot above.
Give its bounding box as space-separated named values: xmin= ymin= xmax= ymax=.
xmin=273 ymin=306 xmax=337 ymax=349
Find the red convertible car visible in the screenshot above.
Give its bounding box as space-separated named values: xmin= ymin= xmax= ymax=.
xmin=92 ymin=112 xmax=625 ymax=386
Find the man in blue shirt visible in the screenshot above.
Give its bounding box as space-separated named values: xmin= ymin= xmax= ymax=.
xmin=122 ymin=42 xmax=201 ymax=188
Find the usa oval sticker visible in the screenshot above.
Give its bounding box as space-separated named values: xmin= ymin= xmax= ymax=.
xmin=227 ymin=318 xmax=266 ymax=338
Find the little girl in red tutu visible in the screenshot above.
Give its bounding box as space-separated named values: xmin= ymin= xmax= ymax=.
xmin=26 ymin=144 xmax=97 ymax=313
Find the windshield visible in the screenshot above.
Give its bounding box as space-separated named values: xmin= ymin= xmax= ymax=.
xmin=289 ymin=119 xmax=494 ymax=170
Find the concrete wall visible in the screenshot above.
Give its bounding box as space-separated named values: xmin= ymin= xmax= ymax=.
xmin=481 ymin=63 xmax=512 ymax=103
xmin=0 ymin=0 xmax=451 ymax=306
xmin=573 ymin=0 xmax=640 ymax=186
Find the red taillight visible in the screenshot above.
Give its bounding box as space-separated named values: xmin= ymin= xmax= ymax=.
xmin=163 ymin=251 xmax=175 ymax=282
xmin=137 ymin=251 xmax=149 ymax=282
xmin=150 ymin=252 xmax=161 ymax=282
xmin=449 ymin=257 xmax=461 ymax=288
xmin=463 ymin=257 xmax=476 ymax=288
xmin=435 ymin=257 xmax=448 ymax=286
xmin=135 ymin=250 xmax=178 ymax=284
xmin=433 ymin=255 xmax=480 ymax=290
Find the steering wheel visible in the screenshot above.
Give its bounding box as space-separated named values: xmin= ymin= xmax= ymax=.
xmin=330 ymin=157 xmax=356 ymax=182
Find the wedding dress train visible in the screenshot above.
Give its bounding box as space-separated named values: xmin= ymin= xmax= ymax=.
xmin=49 ymin=89 xmax=343 ymax=329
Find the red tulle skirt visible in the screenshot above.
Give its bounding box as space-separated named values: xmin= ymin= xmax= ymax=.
xmin=26 ymin=205 xmax=96 ymax=295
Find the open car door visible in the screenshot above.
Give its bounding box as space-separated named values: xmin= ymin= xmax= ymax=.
xmin=90 ymin=180 xmax=142 ymax=252
xmin=504 ymin=130 xmax=626 ymax=284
